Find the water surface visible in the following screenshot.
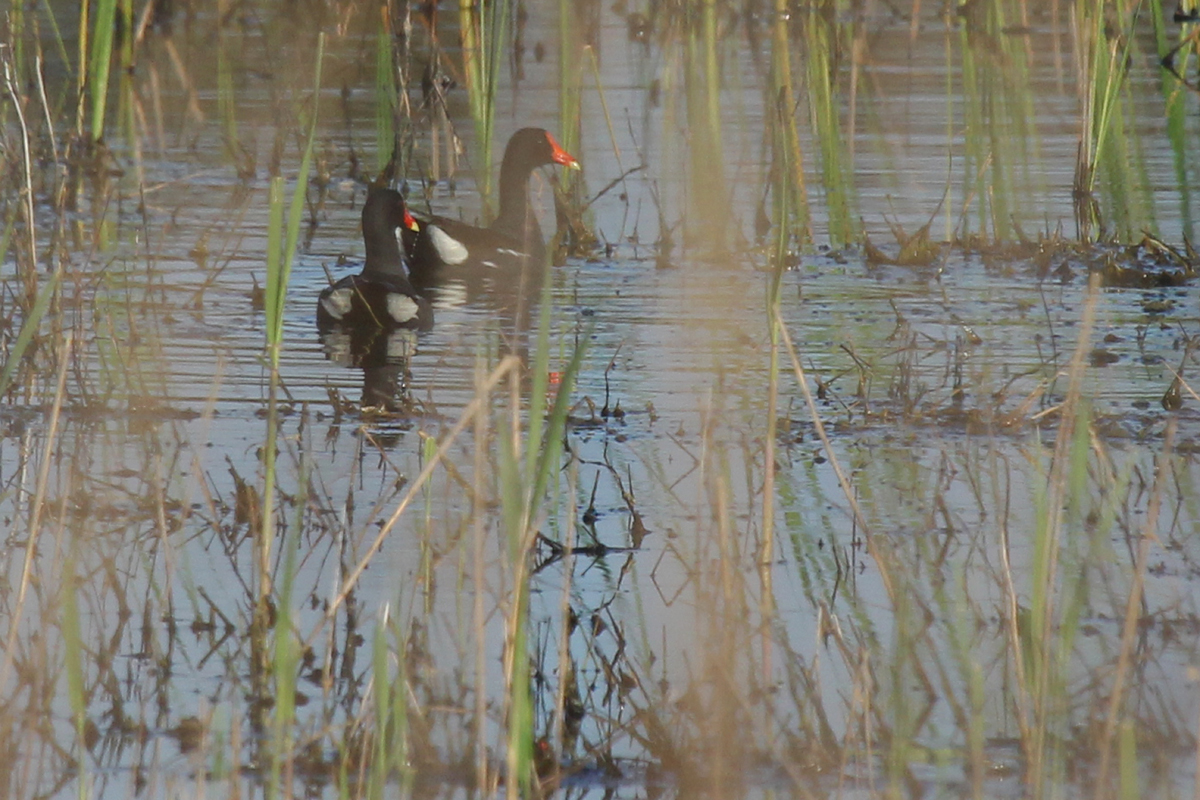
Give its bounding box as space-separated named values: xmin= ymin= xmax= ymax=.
xmin=4 ymin=3 xmax=1200 ymax=798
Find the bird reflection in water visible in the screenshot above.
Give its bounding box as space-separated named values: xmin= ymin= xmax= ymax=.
xmin=318 ymin=324 xmax=422 ymax=416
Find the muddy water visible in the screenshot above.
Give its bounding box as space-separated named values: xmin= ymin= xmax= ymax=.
xmin=5 ymin=3 xmax=1200 ymax=799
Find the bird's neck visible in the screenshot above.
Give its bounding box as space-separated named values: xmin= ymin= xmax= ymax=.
xmin=492 ymin=158 xmax=538 ymax=237
xmin=363 ymin=227 xmax=406 ymax=279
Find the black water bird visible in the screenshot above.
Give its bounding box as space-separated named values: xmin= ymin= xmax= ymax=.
xmin=406 ymin=127 xmax=580 ymax=282
xmin=317 ymin=185 xmax=433 ymax=331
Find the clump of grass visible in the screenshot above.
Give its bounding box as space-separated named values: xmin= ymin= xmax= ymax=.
xmin=1074 ymin=1 xmax=1139 ymax=240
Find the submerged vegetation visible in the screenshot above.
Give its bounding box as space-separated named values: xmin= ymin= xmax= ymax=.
xmin=4 ymin=1 xmax=1200 ymax=799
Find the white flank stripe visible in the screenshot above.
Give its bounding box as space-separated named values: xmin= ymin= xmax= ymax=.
xmin=387 ymin=294 xmax=420 ymax=323
xmin=429 ymin=226 xmax=469 ymax=265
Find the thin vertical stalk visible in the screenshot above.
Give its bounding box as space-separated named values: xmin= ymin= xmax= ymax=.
xmin=261 ymin=176 xmax=285 ymax=611
xmin=758 ymin=170 xmax=789 ymax=710
xmin=264 ymin=34 xmax=324 ymax=363
xmin=76 ymin=0 xmax=91 ymax=135
xmin=88 ymin=0 xmax=117 ymax=139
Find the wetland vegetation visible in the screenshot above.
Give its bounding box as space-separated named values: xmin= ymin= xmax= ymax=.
xmin=4 ymin=1 xmax=1200 ymax=798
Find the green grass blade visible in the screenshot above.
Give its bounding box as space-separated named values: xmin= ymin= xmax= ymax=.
xmin=88 ymin=0 xmax=117 ymax=139
xmin=0 ymin=263 xmax=63 ymax=398
xmin=265 ymin=32 xmax=325 ymax=361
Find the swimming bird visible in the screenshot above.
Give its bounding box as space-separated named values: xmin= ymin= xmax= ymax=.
xmin=407 ymin=127 xmax=580 ymax=283
xmin=317 ymin=185 xmax=433 ymax=331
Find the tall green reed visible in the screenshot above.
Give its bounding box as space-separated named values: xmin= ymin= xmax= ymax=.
xmin=557 ymin=0 xmax=582 ymax=151
xmin=84 ymin=0 xmax=117 ymax=140
xmin=258 ymin=34 xmax=323 ymax=725
xmin=365 ymin=611 xmax=397 ymax=797
xmin=114 ymin=0 xmax=135 ymax=145
xmin=803 ymin=8 xmax=855 ymax=245
xmin=375 ymin=13 xmax=399 ymax=175
xmin=557 ymin=0 xmax=591 ymax=213
xmin=264 ymin=32 xmax=324 ymax=373
xmin=757 ymin=101 xmax=794 ymax=717
xmin=498 ymin=276 xmax=589 ymax=794
xmin=459 ymin=0 xmax=513 ymax=216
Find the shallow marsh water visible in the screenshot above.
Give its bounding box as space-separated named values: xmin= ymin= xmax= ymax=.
xmin=5 ymin=2 xmax=1200 ymax=799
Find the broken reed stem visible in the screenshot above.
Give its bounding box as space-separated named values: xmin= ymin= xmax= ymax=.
xmin=0 ymin=334 xmax=73 ymax=691
xmin=316 ymin=354 xmax=522 ymax=634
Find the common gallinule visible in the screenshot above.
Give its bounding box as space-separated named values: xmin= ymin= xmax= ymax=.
xmin=407 ymin=127 xmax=579 ymax=282
xmin=317 ymin=185 xmax=433 ymax=331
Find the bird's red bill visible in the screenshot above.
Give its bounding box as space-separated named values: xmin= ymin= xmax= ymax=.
xmin=545 ymin=133 xmax=580 ymax=169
